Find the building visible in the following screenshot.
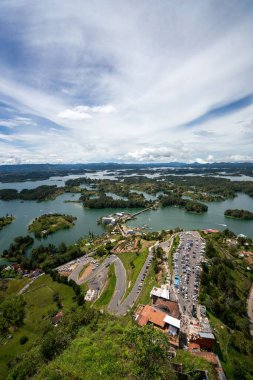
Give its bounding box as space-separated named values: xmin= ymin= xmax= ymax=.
xmin=153 ymin=298 xmax=181 ymax=319
xmin=101 ymin=216 xmax=116 ymax=225
xmin=163 ymin=315 xmax=181 ymax=335
xmin=135 ymin=305 xmax=181 ymax=335
xmin=136 ymin=305 xmax=167 ymax=329
xmin=150 ymin=284 xmax=170 ymax=302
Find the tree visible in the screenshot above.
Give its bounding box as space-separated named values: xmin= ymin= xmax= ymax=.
xmin=125 ymin=325 xmax=176 ymax=380
xmin=0 ymin=297 xmax=25 ymax=329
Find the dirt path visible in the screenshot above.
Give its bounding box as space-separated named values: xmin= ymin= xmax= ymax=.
xmin=247 ymin=284 xmax=253 ymax=339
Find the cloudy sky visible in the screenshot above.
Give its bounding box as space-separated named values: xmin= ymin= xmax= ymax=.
xmin=0 ymin=0 xmax=253 ymax=164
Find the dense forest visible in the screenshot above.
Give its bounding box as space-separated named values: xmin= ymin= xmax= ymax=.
xmin=199 ymin=232 xmax=253 ymax=379
xmin=224 ymin=209 xmax=253 ymax=220
xmin=0 ymin=186 xmax=64 ymax=201
xmin=159 ymin=194 xmax=208 ymax=213
xmin=28 ymin=213 xmax=77 ymax=238
xmin=2 ymin=236 xmax=34 ymax=261
xmin=0 ymin=215 xmax=15 ymax=230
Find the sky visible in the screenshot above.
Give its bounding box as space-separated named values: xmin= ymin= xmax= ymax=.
xmin=0 ymin=0 xmax=253 ymax=164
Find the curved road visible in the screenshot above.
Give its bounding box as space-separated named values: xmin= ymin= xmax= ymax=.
xmin=108 ymin=256 xmax=127 ymax=312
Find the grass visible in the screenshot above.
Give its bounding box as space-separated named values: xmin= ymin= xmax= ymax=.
xmin=0 ymin=275 xmax=76 ymax=379
xmin=171 ymin=350 xmax=217 ymax=380
xmin=118 ymin=248 xmax=148 ymax=301
xmin=207 ymin=312 xmax=253 ymax=380
xmin=0 ymin=277 xmax=30 ymax=299
xmin=94 ymin=264 xmax=116 ymax=309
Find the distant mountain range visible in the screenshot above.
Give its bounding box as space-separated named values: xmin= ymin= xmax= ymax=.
xmin=1 ymin=162 xmax=253 ymax=172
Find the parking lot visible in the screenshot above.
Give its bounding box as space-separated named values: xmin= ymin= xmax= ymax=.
xmin=173 ymin=231 xmax=205 ymax=317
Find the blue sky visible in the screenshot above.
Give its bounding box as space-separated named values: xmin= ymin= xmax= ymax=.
xmin=0 ymin=0 xmax=253 ymax=164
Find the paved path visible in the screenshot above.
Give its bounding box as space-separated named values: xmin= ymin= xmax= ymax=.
xmin=247 ymin=284 xmax=253 ymax=339
xmin=68 ymin=256 xmax=94 ymax=285
xmin=18 ymin=273 xmax=44 ymax=295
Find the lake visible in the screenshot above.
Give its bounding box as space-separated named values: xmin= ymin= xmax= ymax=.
xmin=1 ymin=175 xmax=253 ymax=262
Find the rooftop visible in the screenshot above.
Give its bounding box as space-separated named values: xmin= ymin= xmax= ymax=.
xmin=150 ymin=284 xmax=170 ymax=300
xmin=163 ymin=315 xmax=181 ymax=329
xmin=136 ymin=305 xmax=167 ymax=328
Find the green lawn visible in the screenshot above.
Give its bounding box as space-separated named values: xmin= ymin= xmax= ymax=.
xmin=118 ymin=248 xmax=148 ymax=301
xmin=172 ymin=350 xmax=217 ymax=380
xmin=0 ymin=275 xmax=76 ymax=379
xmin=94 ymin=264 xmax=116 ymax=309
xmin=0 ymin=277 xmax=30 ymax=298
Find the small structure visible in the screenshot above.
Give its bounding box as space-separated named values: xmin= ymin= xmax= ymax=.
xmin=85 ymin=289 xmax=98 ymax=301
xmin=102 ymin=216 xmax=116 ymax=225
xmin=51 ymin=311 xmax=64 ymax=326
xmin=150 ymin=284 xmax=170 ymax=301
xmin=190 ymin=332 xmax=215 ymax=350
xmin=163 ymin=315 xmax=181 ymax=335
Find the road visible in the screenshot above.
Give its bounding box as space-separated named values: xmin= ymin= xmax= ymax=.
xmin=107 ymin=255 xmax=127 ymax=312
xmin=68 ymin=255 xmax=94 ymax=285
xmin=56 ymin=242 xmax=158 ymax=315
xmin=115 ymin=244 xmax=156 ymax=315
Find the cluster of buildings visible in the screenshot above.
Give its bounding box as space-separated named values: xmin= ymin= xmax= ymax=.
xmin=101 ymin=212 xmax=131 ymax=226
xmin=2 ymin=263 xmax=43 ymax=279
xmin=135 ymin=283 xmax=216 ymax=352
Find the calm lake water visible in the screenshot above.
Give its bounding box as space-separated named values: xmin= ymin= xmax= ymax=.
xmin=1 ymin=174 xmax=253 ymax=262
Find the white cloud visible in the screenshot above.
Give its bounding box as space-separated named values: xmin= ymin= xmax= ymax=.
xmin=57 ymin=104 xmax=115 ymax=120
xmin=0 ymin=1 xmax=253 ymax=163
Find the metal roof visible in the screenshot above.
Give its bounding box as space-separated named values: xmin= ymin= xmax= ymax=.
xmin=163 ymin=315 xmax=181 ymax=329
xmin=199 ymin=332 xmax=215 ymax=340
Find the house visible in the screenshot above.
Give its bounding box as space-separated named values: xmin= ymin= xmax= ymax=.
xmin=190 ymin=332 xmax=215 ymax=350
xmin=135 ymin=305 xmax=181 ymax=335
xmin=136 ymin=305 xmax=167 ymax=329
xmin=51 ymin=311 xmax=64 ymax=326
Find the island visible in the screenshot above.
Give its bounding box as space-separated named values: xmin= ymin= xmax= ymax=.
xmin=28 ymin=213 xmax=77 ymax=237
xmin=224 ymin=209 xmax=253 ymax=220
xmin=0 ymin=214 xmax=15 ymax=230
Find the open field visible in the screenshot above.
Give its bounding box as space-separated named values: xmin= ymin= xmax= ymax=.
xmin=0 ymin=275 xmax=76 ymax=379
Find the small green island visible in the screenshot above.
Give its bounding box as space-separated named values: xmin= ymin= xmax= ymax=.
xmin=0 ymin=214 xmax=15 ymax=230
xmin=28 ymin=213 xmax=77 ymax=238
xmin=224 ymin=208 xmax=253 ymax=220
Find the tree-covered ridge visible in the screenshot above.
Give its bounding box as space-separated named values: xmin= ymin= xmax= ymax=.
xmin=0 ymin=185 xmax=65 ymax=201
xmin=2 ymin=236 xmax=34 ymax=261
xmin=224 ymin=208 xmax=253 ymax=220
xmin=0 ymin=214 xmax=15 ymax=230
xmin=199 ymin=231 xmax=253 ymax=379
xmin=28 ymin=213 xmax=77 ymax=238
xmin=159 ymin=194 xmax=208 ymax=213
